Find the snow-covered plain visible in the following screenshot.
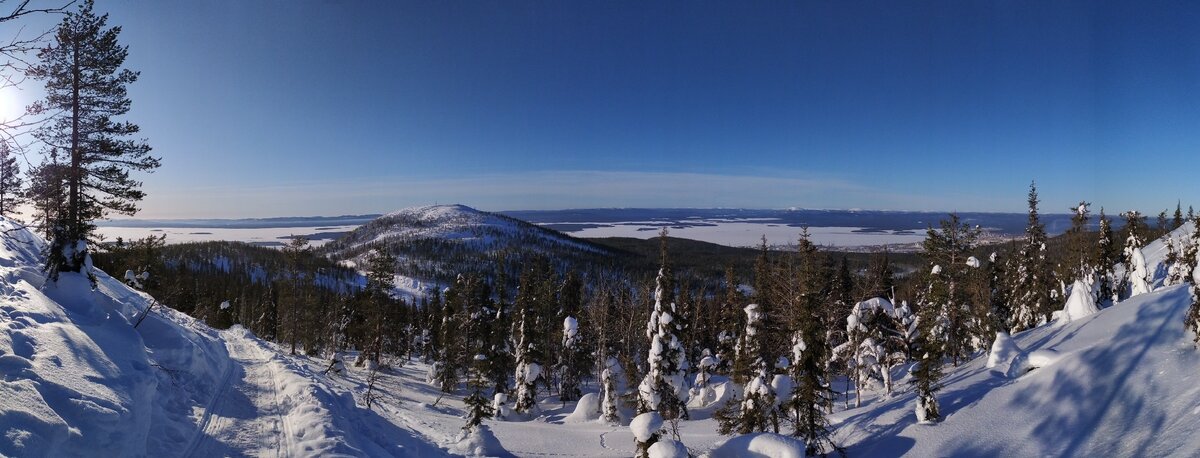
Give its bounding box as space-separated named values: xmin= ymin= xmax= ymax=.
xmin=94 ymin=225 xmax=358 ymax=247
xmin=560 ymin=221 xmax=927 ymax=248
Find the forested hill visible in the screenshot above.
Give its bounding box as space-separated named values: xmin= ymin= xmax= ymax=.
xmin=318 ymin=204 xmax=627 ymax=290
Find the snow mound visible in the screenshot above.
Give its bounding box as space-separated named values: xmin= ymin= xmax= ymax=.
xmin=563 ymin=392 xmax=601 ymax=423
xmin=705 ymin=433 xmax=807 ymax=458
xmin=630 ymin=411 xmax=664 ymax=442
xmin=450 ymin=425 xmax=511 ymax=457
xmin=649 ymin=438 xmax=689 ymax=458
xmin=985 ymin=331 xmax=1022 ymax=371
xmin=1057 ymin=278 xmax=1100 ymax=322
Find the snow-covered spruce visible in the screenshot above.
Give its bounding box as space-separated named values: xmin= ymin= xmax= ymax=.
xmin=637 ymin=265 xmax=689 ymax=420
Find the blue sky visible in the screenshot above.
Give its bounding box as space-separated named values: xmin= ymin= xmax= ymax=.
xmin=6 ymin=0 xmax=1199 ymax=218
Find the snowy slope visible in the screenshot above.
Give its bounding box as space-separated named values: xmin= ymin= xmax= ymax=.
xmin=0 ymin=217 xmax=442 ymax=457
xmin=833 ymin=221 xmax=1200 ymax=456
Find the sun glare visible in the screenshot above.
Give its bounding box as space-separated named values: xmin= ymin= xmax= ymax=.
xmin=0 ymin=88 xmax=24 ymax=123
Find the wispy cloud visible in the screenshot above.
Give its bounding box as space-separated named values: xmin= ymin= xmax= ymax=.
xmin=137 ymin=170 xmax=1011 ymax=218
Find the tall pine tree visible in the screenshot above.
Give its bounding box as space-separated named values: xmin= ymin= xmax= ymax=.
xmin=1010 ymin=182 xmax=1056 ymax=332
xmin=28 ymin=0 xmax=159 ymax=279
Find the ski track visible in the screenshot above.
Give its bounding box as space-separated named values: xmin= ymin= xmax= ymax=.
xmin=186 ymin=331 xmax=290 ymax=458
xmin=180 ymin=349 xmax=235 ymax=458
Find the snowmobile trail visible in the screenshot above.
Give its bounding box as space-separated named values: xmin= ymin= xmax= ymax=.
xmin=185 ymin=331 xmax=292 ymax=458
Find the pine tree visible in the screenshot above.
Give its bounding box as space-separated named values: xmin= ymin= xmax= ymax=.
xmin=462 ymin=352 xmax=494 ymax=432
xmin=1095 ymin=209 xmax=1119 ymax=305
xmin=0 ymin=142 xmax=27 ymax=217
xmin=1174 ymin=202 xmax=1185 ymax=230
xmin=637 ymin=229 xmax=689 ymax=420
xmin=1158 ymin=210 xmax=1169 ymax=232
xmin=1122 ymin=211 xmax=1150 ymax=299
xmin=25 ymin=151 xmax=67 ymax=239
xmin=362 ymin=250 xmax=396 ymax=365
xmin=782 ymin=329 xmax=842 ymax=457
xmin=1184 ymin=220 xmax=1200 ymax=347
xmin=281 ymin=235 xmax=311 ymax=355
xmin=921 ymin=213 xmax=980 ymax=362
xmin=910 ymin=325 xmax=943 ymax=424
xmin=715 ymin=303 xmax=775 ymax=435
xmin=1010 ymin=183 xmax=1056 ymax=332
xmin=558 ymin=315 xmax=584 ymax=402
xmin=28 ymin=0 xmax=159 ymax=279
xmin=431 ymin=279 xmax=461 ymax=393
xmin=986 ymin=251 xmax=1013 ymax=333
xmin=1064 ymin=201 xmax=1092 ymax=281
xmin=600 ymin=357 xmax=621 ymax=424
xmin=716 ymin=265 xmax=742 ymax=376
xmin=512 ymin=278 xmax=544 ymax=413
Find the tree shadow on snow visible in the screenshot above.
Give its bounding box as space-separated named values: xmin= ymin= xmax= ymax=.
xmin=1002 ymin=289 xmax=1187 ymax=457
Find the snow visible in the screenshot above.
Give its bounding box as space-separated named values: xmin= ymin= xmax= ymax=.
xmin=450 ymin=425 xmax=510 ymax=457
xmin=705 ymin=433 xmax=807 ymax=458
xmin=630 ymin=411 xmax=664 ymax=442
xmin=838 ymin=283 xmax=1200 ymax=456
xmin=219 ymin=300 xmax=231 ymax=310
xmin=1130 ymin=247 xmax=1152 ymax=296
xmin=1059 ymin=278 xmax=1100 ymax=322
xmin=563 ymin=393 xmax=602 ymax=423
xmin=985 ymin=332 xmax=1021 ymax=370
xmin=11 ymin=214 xmax=1200 ymax=457
xmin=966 ymin=256 xmax=980 ymax=268
xmin=931 ymin=264 xmax=942 ymax=274
xmin=648 ymin=439 xmax=689 ymax=458
xmin=0 ymin=217 xmax=443 ymax=457
xmin=95 ymin=225 xmax=358 ymax=247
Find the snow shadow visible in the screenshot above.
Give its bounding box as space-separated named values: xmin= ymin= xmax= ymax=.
xmin=998 ymin=290 xmax=1188 ymax=457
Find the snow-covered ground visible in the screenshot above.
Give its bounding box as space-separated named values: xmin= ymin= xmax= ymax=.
xmin=8 ymin=212 xmax=1200 ymax=457
xmin=0 ymin=218 xmax=439 ymax=457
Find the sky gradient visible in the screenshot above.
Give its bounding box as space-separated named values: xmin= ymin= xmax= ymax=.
xmin=4 ymin=0 xmax=1199 ymax=218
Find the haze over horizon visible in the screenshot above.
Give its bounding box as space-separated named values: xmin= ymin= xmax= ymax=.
xmin=6 ymin=1 xmax=1197 ymax=218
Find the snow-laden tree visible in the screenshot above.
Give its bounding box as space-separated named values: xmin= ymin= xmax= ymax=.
xmin=558 ymin=316 xmax=584 ymax=402
xmin=1063 ymin=201 xmax=1093 ymax=282
xmin=715 ymin=303 xmax=777 ymax=435
xmin=835 ymin=297 xmax=904 ymax=403
xmin=637 ymin=264 xmax=689 ymax=420
xmin=1010 ymin=183 xmax=1057 ymax=332
xmin=921 ymin=213 xmax=980 ymax=363
xmin=512 ymin=304 xmax=544 ymax=413
xmin=716 ymin=265 xmax=742 ymax=375
xmin=1095 ymin=208 xmax=1120 ymax=305
xmin=912 ymin=266 xmax=946 ymax=424
xmin=780 ymin=328 xmax=841 ymax=456
xmin=1128 ymin=243 xmax=1152 ymax=298
xmin=600 ymin=357 xmax=621 ymax=424
xmin=1116 ymin=210 xmax=1149 ymax=301
xmin=429 ymin=284 xmax=461 ymax=393
xmin=631 ymin=411 xmax=665 ymax=458
xmin=1165 ymin=236 xmax=1188 ymax=287
xmin=1185 ymin=219 xmax=1200 ymax=347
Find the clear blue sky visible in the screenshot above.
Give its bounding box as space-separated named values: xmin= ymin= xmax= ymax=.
xmin=9 ymin=0 xmax=1199 ymax=218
